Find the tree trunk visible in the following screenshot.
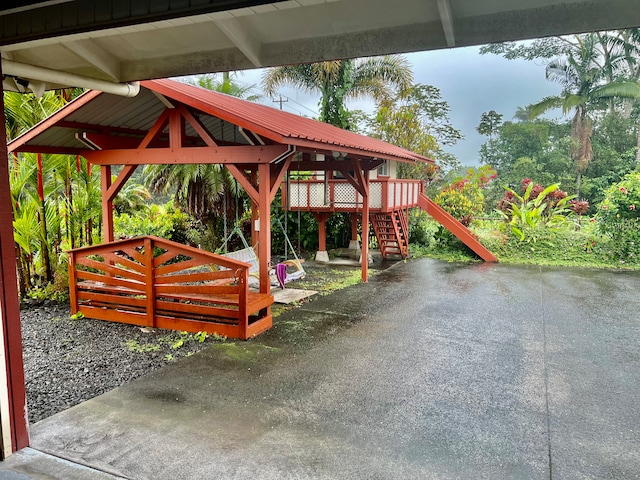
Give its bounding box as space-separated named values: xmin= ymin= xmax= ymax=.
xmin=15 ymin=245 xmax=27 ymax=298
xmin=636 ymin=116 xmax=640 ymax=167
xmin=37 ymin=153 xmax=52 ymax=284
xmin=576 ymin=172 xmax=582 ymax=199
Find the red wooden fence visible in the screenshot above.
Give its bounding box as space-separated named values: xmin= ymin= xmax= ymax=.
xmin=68 ymin=236 xmax=274 ymax=340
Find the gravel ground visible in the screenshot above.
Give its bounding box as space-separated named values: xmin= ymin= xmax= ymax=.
xmin=20 ymin=260 xmax=385 ymax=424
xmin=20 ymin=302 xmax=216 ymax=424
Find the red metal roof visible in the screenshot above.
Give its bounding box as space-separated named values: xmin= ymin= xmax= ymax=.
xmin=9 ymin=78 xmax=432 ymax=164
xmin=143 ymin=79 xmax=431 ymax=164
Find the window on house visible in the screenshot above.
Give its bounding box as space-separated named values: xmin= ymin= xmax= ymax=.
xmin=378 ymin=161 xmax=389 ymax=176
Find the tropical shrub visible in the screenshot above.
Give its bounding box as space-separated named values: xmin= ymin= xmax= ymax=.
xmin=597 ymin=172 xmax=640 ymax=264
xmin=598 ymin=171 xmax=640 ymax=226
xmin=496 ymin=180 xmax=574 ymax=242
xmin=434 ymin=166 xmax=496 ymax=226
xmin=408 ymin=209 xmax=439 ymax=246
xmin=114 ymin=203 xmax=189 ymax=242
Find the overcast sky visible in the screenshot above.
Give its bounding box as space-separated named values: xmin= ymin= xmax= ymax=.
xmin=239 ymin=45 xmax=564 ymax=166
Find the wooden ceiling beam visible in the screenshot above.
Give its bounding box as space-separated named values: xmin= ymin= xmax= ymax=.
xmin=82 ymin=145 xmax=289 ymax=166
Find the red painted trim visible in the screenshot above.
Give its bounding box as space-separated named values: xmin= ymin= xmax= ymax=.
xmin=36 ymin=154 xmax=44 ymax=202
xmin=418 ymin=193 xmax=498 ymax=262
xmin=226 ymin=165 xmax=259 ymax=204
xmin=361 ymin=168 xmax=370 ymax=283
xmin=101 ymin=166 xmax=114 ymax=243
xmin=142 ymin=80 xmax=432 ymax=165
xmin=176 ymin=105 xmax=218 ymax=147
xmin=0 ymin=75 xmax=29 ymax=453
xmin=82 ymin=145 xmax=289 ymax=166
xmin=107 ymin=165 xmax=138 ymax=201
xmin=258 ymin=164 xmax=271 ymax=295
xmin=7 ymin=90 xmax=102 ymax=154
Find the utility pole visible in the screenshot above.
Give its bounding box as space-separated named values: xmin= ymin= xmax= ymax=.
xmin=273 ymin=95 xmax=288 ymax=110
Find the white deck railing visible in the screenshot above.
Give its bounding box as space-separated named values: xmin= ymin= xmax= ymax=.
xmin=283 ymin=178 xmax=423 ymax=213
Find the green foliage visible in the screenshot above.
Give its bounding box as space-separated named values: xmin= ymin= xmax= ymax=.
xmin=126 ymin=339 xmax=161 ymax=353
xmin=477 ymin=110 xmax=503 ymax=138
xmin=26 ymin=282 xmax=69 ymax=303
xmin=597 ymin=172 xmax=640 ymax=264
xmin=186 ymin=72 xmax=261 ymax=101
xmin=434 ymin=185 xmax=481 ymax=225
xmin=477 ymin=219 xmax=613 ymax=267
xmin=433 ymin=166 xmax=495 ymax=226
xmin=114 ymin=203 xmax=189 ymax=241
xmin=497 ymin=182 xmax=575 ymax=242
xmin=262 ymin=55 xmax=413 ymax=129
xmin=125 ymin=330 xmax=216 ymax=358
xmin=368 ymin=84 xmax=462 ymax=173
xmin=408 ymin=209 xmax=439 ymax=246
xmin=599 ymin=218 xmax=640 ymax=264
xmin=598 ymin=171 xmax=640 ymax=225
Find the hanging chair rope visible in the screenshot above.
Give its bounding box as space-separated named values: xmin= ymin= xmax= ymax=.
xmin=216 ymin=178 xmax=252 ymax=254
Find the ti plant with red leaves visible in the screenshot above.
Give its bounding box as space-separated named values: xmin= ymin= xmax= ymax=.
xmin=497 ymin=181 xmax=575 ymax=242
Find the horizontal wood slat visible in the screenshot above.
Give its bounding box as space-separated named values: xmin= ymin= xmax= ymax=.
xmin=116 ymin=246 xmax=146 ymax=265
xmin=78 ymin=291 xmax=147 ymax=308
xmin=155 ymin=284 xmax=240 ymax=296
xmin=78 ymin=305 xmax=149 ymax=325
xmin=156 ymin=300 xmax=238 ymax=319
xmin=154 ymin=269 xmax=235 ymax=284
xmin=75 ymin=256 xmax=146 ymax=283
xmin=154 ymin=258 xmax=209 ymax=277
xmin=76 ymin=271 xmax=145 ymax=292
xmin=102 ymin=252 xmax=146 ymax=274
xmin=68 ymin=235 xmax=274 ymax=340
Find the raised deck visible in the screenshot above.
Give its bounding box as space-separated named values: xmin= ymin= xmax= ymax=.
xmin=68 ymin=236 xmax=274 ymax=340
xmin=283 ymin=178 xmax=422 ymax=213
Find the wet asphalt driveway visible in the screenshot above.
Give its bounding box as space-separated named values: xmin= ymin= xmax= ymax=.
xmin=21 ymin=259 xmax=640 ymax=479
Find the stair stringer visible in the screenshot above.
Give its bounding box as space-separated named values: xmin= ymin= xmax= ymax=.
xmin=417 ymin=193 xmax=498 ymax=262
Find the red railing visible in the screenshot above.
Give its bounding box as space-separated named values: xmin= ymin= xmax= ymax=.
xmin=282 ymin=178 xmax=423 ymax=213
xmin=68 ymin=236 xmax=274 ymax=340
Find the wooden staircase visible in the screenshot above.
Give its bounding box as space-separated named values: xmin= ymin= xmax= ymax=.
xmin=417 ymin=193 xmax=498 ymax=262
xmin=371 ymin=210 xmax=409 ymax=259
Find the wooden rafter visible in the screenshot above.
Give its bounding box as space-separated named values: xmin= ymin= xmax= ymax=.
xmin=176 ymin=105 xmax=218 ymax=147
xmin=139 ymin=109 xmax=170 ymax=149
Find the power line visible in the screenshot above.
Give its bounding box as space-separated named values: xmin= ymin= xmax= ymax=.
xmin=272 ymin=95 xmax=288 ymax=110
xmin=282 ymin=94 xmax=319 ymax=116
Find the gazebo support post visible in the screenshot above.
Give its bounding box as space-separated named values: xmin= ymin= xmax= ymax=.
xmin=0 ymin=67 xmax=29 ymax=456
xmin=250 ymin=170 xmax=258 ymax=248
xmin=101 ymin=165 xmax=114 ymax=242
xmin=349 ymin=213 xmax=360 ymax=250
xmin=312 ymin=212 xmax=332 ymax=263
xmin=360 ymin=167 xmax=370 ymax=282
xmin=257 ymin=163 xmax=272 ymax=295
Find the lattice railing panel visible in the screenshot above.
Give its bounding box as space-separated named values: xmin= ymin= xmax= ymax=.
xmin=334 ymin=183 xmax=358 ymax=208
xmin=370 ymin=183 xmax=382 ymax=208
xmin=288 ymin=183 xmax=308 ymax=208
xmin=309 ymin=183 xmax=327 ymax=207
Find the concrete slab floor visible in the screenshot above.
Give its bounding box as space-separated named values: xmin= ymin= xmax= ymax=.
xmin=1 ymin=259 xmax=639 ymax=479
xmin=0 ymin=447 xmax=123 ymax=479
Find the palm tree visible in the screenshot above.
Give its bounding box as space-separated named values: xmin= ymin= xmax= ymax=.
xmin=262 ymin=55 xmax=413 ymax=129
xmin=529 ymin=33 xmax=640 ymax=196
xmin=188 ymin=72 xmax=261 ymax=101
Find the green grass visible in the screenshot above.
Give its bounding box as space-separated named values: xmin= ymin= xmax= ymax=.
xmin=412 ymin=218 xmax=640 ymax=270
